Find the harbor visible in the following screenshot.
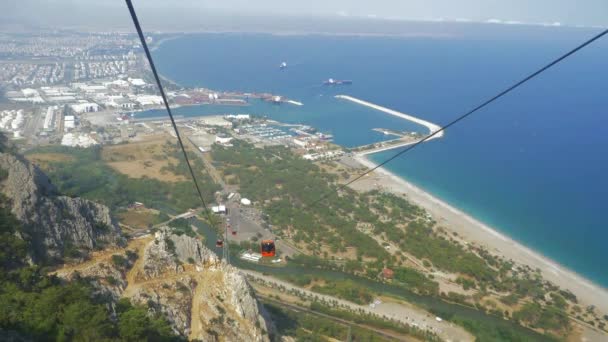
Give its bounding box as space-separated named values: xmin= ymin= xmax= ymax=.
xmin=335 ymin=95 xmax=443 ymax=138
xmin=336 ymin=95 xmax=444 ymax=155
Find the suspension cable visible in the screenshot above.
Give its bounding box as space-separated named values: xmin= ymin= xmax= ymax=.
xmin=308 ymin=28 xmax=608 ymax=208
xmin=124 ymin=0 xmax=217 ymax=228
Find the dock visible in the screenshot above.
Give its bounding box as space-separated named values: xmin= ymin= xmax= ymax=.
xmin=335 ymin=95 xmax=444 ymax=155
xmin=335 ymin=95 xmax=443 ymax=138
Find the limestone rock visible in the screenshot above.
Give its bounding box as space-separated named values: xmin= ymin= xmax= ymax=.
xmin=0 ymin=151 xmax=122 ymax=262
xmin=57 ymin=229 xmax=272 ymax=341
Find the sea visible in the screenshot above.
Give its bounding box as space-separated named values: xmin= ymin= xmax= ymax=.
xmin=146 ymin=24 xmax=608 ymax=288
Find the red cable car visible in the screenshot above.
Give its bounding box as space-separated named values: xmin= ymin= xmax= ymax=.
xmin=215 ymin=239 xmax=224 ymax=248
xmin=261 ymin=240 xmax=276 ymax=257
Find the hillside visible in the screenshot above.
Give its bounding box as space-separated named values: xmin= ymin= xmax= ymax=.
xmin=0 ymin=148 xmax=123 ymax=263
xmin=0 ymin=141 xmax=273 ymax=340
xmin=55 ymin=228 xmax=273 ymax=341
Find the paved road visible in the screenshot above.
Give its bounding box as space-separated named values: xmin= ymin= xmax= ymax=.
xmin=242 ymin=269 xmax=474 ymax=342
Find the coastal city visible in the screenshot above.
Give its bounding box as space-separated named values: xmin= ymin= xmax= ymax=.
xmin=1 ymin=27 xmax=607 ymax=342
xmin=0 ymin=31 xmax=420 ymax=156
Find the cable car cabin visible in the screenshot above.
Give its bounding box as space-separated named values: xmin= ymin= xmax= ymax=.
xmin=215 ymin=239 xmax=224 ymax=248
xmin=261 ymin=240 xmax=276 ymax=257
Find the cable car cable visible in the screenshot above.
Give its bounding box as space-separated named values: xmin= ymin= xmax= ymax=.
xmin=308 ymin=28 xmax=608 ymax=208
xmin=125 ymin=0 xmax=217 ymax=227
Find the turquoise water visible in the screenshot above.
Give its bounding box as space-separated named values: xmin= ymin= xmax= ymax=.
xmin=148 ymin=26 xmax=608 ymax=287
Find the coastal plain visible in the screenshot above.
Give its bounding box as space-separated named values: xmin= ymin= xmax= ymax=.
xmin=349 ymin=154 xmax=608 ymax=317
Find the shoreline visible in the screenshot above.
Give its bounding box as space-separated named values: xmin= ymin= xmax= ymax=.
xmin=150 ymin=35 xmax=182 ymax=52
xmin=148 ymin=33 xmax=608 ymax=314
xmin=352 ymin=154 xmax=608 ymax=314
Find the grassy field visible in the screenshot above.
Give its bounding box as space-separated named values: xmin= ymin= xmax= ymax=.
xmin=117 ymin=208 xmax=167 ymax=229
xmin=24 ymin=141 xmax=219 ymax=214
xmin=27 ymin=152 xmax=74 ymax=169
xmin=102 ymin=135 xmax=187 ymax=183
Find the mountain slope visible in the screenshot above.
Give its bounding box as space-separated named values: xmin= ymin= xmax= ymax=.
xmin=0 ymin=151 xmax=123 ymax=262
xmin=55 ymin=228 xmax=273 ymax=341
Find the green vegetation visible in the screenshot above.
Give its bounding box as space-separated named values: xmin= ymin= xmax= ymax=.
xmin=111 ymin=254 xmax=129 ymax=269
xmin=453 ymin=317 xmax=559 ymax=342
xmin=309 ymin=301 xmax=441 ymax=341
xmin=264 ymin=301 xmax=393 ymax=342
xmin=211 ymin=142 xmax=500 ymax=293
xmin=0 ymin=192 xmax=182 ymax=341
xmin=212 ymin=142 xmax=571 ymax=340
xmin=311 ymin=279 xmax=374 ymax=305
xmin=391 ymin=266 xmax=439 ymax=295
xmin=115 ymin=298 xmax=181 ymax=341
xmin=275 ymin=274 xmax=314 ymax=287
xmin=549 ymin=292 xmax=568 ymax=310
xmin=26 ymin=145 xmax=219 ymax=214
xmin=456 ymin=276 xmax=477 ymax=290
xmin=514 ymin=302 xmax=570 ymax=333
xmin=212 ymin=141 xmax=391 ymax=261
xmin=0 ymin=194 xmax=27 ymax=270
xmin=400 ymin=219 xmax=497 ymax=283
xmin=168 ymin=218 xmax=196 ymax=237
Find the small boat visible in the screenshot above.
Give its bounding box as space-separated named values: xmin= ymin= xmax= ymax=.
xmin=322 ymin=78 xmax=352 ymax=86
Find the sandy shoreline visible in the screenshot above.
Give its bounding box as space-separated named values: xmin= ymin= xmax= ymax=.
xmin=351 ymin=154 xmax=608 ymax=315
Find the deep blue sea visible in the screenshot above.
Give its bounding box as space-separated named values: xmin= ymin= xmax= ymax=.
xmin=148 ymin=26 xmax=608 ymax=287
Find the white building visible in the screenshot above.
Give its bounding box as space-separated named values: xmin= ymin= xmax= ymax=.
xmin=225 ymin=114 xmax=250 ymax=120
xmin=21 ymin=88 xmax=39 ymax=97
xmin=212 ymin=205 xmax=227 ymax=214
xmin=61 ymin=133 xmax=98 ymax=147
xmin=200 ymin=117 xmax=232 ymax=128
xmin=240 ymin=198 xmax=251 ymax=206
xmin=43 ymin=106 xmax=57 ymax=131
xmin=103 ymin=79 xmax=129 ymax=88
xmin=135 ymin=95 xmax=163 ymax=106
xmin=128 ymin=78 xmax=146 ymax=86
xmin=215 ymin=135 xmax=233 ymax=145
xmin=64 ymin=115 xmax=76 ymax=129
xmin=71 ymin=102 xmax=99 ymax=113
xmin=293 ymin=138 xmax=308 ymax=148
xmin=82 ymin=85 xmax=107 ymax=93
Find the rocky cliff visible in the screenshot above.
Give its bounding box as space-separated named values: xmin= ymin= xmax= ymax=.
xmin=0 ymin=151 xmax=123 ymax=262
xmin=55 ymin=228 xmax=273 ymax=341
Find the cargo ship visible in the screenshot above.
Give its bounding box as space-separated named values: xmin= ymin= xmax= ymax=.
xmin=323 ymin=78 xmax=353 ymax=86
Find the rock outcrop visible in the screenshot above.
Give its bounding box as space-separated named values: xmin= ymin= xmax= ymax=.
xmin=141 ymin=229 xmax=218 ymax=279
xmin=0 ymin=151 xmax=122 ymax=262
xmin=56 ymin=228 xmax=273 ymax=341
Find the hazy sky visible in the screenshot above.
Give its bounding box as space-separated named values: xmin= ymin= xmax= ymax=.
xmin=2 ymin=0 xmax=607 ymax=29
xmin=170 ymin=0 xmax=608 ymax=26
